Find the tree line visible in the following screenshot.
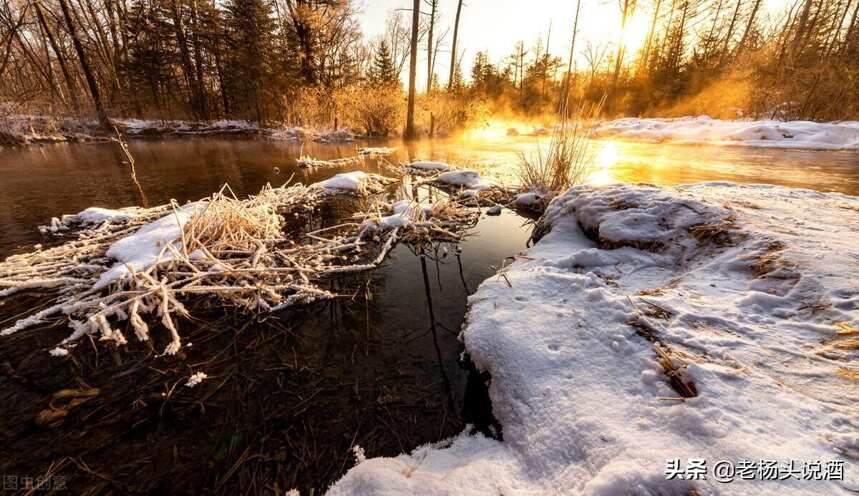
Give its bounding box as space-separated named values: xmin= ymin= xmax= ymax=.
xmin=1 ymin=0 xmax=857 ymax=132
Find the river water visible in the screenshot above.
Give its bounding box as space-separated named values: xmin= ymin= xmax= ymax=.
xmin=0 ymin=136 xmax=857 ymax=492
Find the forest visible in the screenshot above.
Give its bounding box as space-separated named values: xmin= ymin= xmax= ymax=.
xmin=1 ymin=0 xmax=858 ymax=137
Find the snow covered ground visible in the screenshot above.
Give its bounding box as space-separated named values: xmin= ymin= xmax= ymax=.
xmin=593 ymin=116 xmax=859 ymax=150
xmin=330 ymin=182 xmax=859 ymax=495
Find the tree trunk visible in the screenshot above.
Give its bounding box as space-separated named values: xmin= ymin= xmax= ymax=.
xmin=405 ymin=0 xmax=419 ymax=139
xmin=35 ymin=1 xmax=79 ymax=110
xmin=426 ymin=0 xmax=436 ymax=93
xmin=447 ymin=0 xmax=463 ymax=90
xmin=59 ymin=0 xmax=110 ymax=126
xmin=642 ymin=0 xmax=663 ymax=69
xmin=721 ymin=0 xmax=743 ymax=63
xmin=611 ymin=0 xmax=633 ymax=108
xmin=170 ymin=0 xmax=205 ymax=119
xmin=561 ymin=0 xmax=581 ymax=113
xmin=737 ymin=0 xmax=763 ymax=55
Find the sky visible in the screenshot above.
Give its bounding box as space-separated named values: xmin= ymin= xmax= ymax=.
xmin=357 ymin=0 xmax=791 ymax=89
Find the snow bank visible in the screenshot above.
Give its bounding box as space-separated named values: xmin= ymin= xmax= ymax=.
xmin=331 ymin=183 xmax=859 ymax=495
xmin=593 ymin=116 xmax=859 ymax=150
xmin=96 ymin=203 xmax=203 ymax=288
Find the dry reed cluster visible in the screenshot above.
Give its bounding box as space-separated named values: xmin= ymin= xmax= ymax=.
xmin=515 ymin=99 xmax=603 ymax=201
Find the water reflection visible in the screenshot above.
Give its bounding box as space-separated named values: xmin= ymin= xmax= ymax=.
xmin=1 ymin=136 xmax=858 ymax=256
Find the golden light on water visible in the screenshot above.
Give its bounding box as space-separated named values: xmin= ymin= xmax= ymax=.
xmin=590 ymin=142 xmax=620 ymax=185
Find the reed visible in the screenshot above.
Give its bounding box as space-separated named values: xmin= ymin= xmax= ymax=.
xmin=515 ymin=99 xmax=603 ymax=200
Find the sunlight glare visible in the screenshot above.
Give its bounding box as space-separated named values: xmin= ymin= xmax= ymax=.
xmin=590 ymin=142 xmax=620 ymax=185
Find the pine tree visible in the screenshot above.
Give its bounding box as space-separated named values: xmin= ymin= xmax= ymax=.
xmin=223 ymin=0 xmax=274 ymax=121
xmin=369 ymin=41 xmax=398 ymax=86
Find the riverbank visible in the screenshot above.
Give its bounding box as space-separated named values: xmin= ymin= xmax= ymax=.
xmin=330 ymin=182 xmax=859 ymax=495
xmin=593 ymin=116 xmax=859 ymax=150
xmin=0 ymin=114 xmax=358 ymax=147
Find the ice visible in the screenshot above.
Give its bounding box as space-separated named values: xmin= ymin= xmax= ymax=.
xmin=331 ymin=182 xmax=859 ymax=495
xmin=594 ymin=116 xmax=859 ymax=150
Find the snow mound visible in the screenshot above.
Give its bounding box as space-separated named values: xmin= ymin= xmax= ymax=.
xmin=332 ymin=183 xmax=859 ymax=495
xmin=77 ymin=207 xmax=137 ymax=225
xmin=434 ymin=170 xmax=496 ymax=198
xmin=96 ymin=203 xmax=203 ymax=289
xmin=361 ymin=200 xmax=433 ymax=231
xmin=328 ymin=432 xmax=538 ymax=495
xmin=409 ymin=161 xmax=452 ymax=171
xmin=313 ymin=171 xmax=369 ymax=191
xmin=594 ymin=116 xmax=859 ymax=150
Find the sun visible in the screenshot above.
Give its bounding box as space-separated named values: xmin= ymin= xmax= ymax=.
xmin=620 ymin=13 xmax=651 ymax=55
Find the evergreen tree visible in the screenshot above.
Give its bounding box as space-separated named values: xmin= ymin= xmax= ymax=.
xmin=369 ymin=41 xmax=398 ymax=86
xmin=223 ymin=0 xmax=275 ymax=121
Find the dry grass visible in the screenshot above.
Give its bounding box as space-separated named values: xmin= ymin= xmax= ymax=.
xmin=183 ymin=185 xmax=283 ymax=253
xmin=515 ymin=99 xmax=603 ymax=200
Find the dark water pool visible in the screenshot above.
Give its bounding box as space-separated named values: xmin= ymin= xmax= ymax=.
xmin=0 ymin=137 xmax=533 ymax=493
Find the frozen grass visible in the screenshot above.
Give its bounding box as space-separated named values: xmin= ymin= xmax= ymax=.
xmin=0 ymin=169 xmax=480 ymax=356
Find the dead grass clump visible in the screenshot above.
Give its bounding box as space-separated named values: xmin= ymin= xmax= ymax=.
xmin=655 ymin=345 xmax=699 ymax=398
xmin=750 ymin=241 xmax=790 ymax=277
xmin=297 ymin=155 xmax=364 ymax=169
xmin=184 ymin=186 xmax=283 ymax=253
xmin=688 ymin=216 xmax=743 ymax=247
xmin=515 ymin=99 xmax=602 ymax=200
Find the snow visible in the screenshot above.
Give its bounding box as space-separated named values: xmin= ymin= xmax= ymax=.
xmin=435 ymin=170 xmax=495 ymax=192
xmin=593 ymin=116 xmax=859 ymax=150
xmin=514 ymin=191 xmax=545 ymax=207
xmin=185 ymin=372 xmax=208 ymax=387
xmin=95 ymin=203 xmax=203 ymax=289
xmin=49 ymin=347 xmax=69 ymax=357
xmin=409 ymin=161 xmax=451 ymax=171
xmin=76 ymin=207 xmax=136 ymax=225
xmin=331 ymin=182 xmax=859 ymax=495
xmin=361 ymin=200 xmax=433 ymax=231
xmin=313 ymin=171 xmax=369 ymax=191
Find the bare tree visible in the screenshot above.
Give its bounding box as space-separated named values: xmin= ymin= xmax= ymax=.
xmin=447 ymin=0 xmax=463 ymax=90
xmin=405 ymin=0 xmax=419 ymax=139
xmin=58 ymin=0 xmax=110 ymax=126
xmin=425 ymin=0 xmax=437 ymax=92
xmin=561 ymin=0 xmax=582 ymax=111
